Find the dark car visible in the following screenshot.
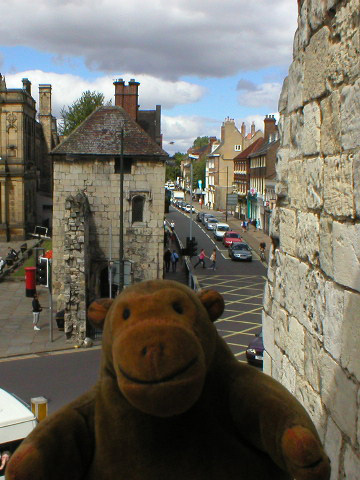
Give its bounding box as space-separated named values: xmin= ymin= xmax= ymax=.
xmin=246 ymin=332 xmax=264 ymax=367
xmin=228 ymin=242 xmax=252 ymax=261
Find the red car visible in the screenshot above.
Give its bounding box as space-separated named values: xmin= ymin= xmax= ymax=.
xmin=223 ymin=231 xmax=243 ymax=247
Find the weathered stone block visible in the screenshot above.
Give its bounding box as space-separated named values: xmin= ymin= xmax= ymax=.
xmin=344 ymin=444 xmax=360 ymax=480
xmin=303 ymin=101 xmax=321 ymax=156
xmin=324 ymin=416 xmax=342 ymax=480
xmin=319 ymin=215 xmax=333 ymax=277
xmin=262 ymin=311 xmax=275 ymax=359
xmin=323 ymin=281 xmax=344 ymax=361
xmin=340 ymin=79 xmax=360 ymax=150
xmin=304 ymin=156 xmax=323 ymax=210
xmin=320 ymin=350 xmax=358 ymax=442
xmin=279 ymin=208 xmax=297 ymax=255
xmin=290 ymin=111 xmax=304 ymax=160
xmin=304 ymin=331 xmax=321 ymax=392
xmin=295 ymin=378 xmax=326 ymax=440
xmin=324 ymin=154 xmax=354 ymax=217
xmin=341 ymin=290 xmax=360 ymax=380
xmin=296 ymin=211 xmax=320 ymax=264
xmin=304 ymin=27 xmax=331 ymax=102
xmin=333 ymin=222 xmax=360 ymax=292
xmin=321 ymin=91 xmax=341 ymax=156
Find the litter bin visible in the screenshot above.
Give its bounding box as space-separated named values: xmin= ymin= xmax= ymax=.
xmin=55 ymin=310 xmax=64 ymax=331
xmin=25 ymin=267 xmax=36 ymax=297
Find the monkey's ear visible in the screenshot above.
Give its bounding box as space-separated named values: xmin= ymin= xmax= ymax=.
xmin=87 ymin=298 xmax=114 ymax=330
xmin=197 ymin=289 xmax=224 ymax=322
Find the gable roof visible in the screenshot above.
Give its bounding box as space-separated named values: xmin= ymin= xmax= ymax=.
xmin=249 ymin=138 xmax=279 ymax=158
xmin=233 ymin=137 xmax=264 ymax=160
xmin=51 ymin=106 xmax=168 ymax=159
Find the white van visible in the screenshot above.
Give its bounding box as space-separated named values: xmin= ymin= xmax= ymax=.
xmin=0 ymin=388 xmax=38 ymax=478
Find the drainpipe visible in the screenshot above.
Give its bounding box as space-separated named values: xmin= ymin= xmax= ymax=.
xmin=0 ymin=156 xmax=10 ymax=241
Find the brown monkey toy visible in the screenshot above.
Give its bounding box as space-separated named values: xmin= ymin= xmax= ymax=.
xmin=6 ymin=279 xmax=330 ymax=480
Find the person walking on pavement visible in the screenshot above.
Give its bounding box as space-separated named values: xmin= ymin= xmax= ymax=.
xmin=170 ymin=250 xmax=179 ymax=272
xmin=209 ymin=248 xmax=217 ymax=271
xmin=164 ymin=248 xmax=171 ymax=273
xmin=194 ymin=248 xmax=207 ymax=269
xmin=32 ymin=293 xmax=42 ymax=331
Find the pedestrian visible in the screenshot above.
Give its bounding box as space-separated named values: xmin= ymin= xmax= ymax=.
xmin=170 ymin=221 xmax=175 ymax=232
xmin=209 ymin=248 xmax=217 ymax=271
xmin=32 ymin=293 xmax=42 ymax=331
xmin=194 ymin=248 xmax=207 ymax=269
xmin=242 ymin=221 xmax=246 ymax=233
xmin=0 ymin=256 xmax=5 ymax=273
xmin=164 ymin=248 xmax=171 ymax=273
xmin=170 ymin=250 xmax=179 ymax=272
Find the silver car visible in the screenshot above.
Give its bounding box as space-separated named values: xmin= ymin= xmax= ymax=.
xmin=205 ymin=217 xmax=218 ymax=230
xmin=229 ymin=242 xmax=252 ymax=261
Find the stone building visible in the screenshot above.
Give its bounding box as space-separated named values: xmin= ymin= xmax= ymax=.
xmin=51 ymin=94 xmax=168 ymax=342
xmin=264 ymin=0 xmax=360 ymax=477
xmin=0 ymin=75 xmax=58 ymax=240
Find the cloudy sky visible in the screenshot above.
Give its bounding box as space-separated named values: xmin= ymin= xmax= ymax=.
xmin=0 ymin=0 xmax=298 ymax=155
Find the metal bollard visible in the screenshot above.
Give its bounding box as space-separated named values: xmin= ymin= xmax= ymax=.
xmin=31 ymin=396 xmax=48 ymax=421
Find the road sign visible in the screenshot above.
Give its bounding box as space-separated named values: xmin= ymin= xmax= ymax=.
xmin=226 ymin=194 xmax=238 ymax=206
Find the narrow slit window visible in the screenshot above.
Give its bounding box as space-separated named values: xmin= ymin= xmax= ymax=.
xmin=132 ymin=195 xmax=145 ymax=223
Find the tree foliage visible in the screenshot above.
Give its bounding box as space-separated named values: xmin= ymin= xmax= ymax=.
xmin=59 ymin=90 xmax=105 ymax=136
xmin=192 ymin=157 xmax=206 ymax=190
xmin=192 ymin=136 xmax=209 ymax=149
xmin=166 ymin=152 xmax=186 ymax=181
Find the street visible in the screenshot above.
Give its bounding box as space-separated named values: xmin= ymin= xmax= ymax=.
xmin=0 ymin=349 xmax=101 ymax=413
xmin=167 ymin=206 xmax=266 ymax=361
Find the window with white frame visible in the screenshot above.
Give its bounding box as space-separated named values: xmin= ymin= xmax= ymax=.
xmin=234 ymin=145 xmax=242 ymax=152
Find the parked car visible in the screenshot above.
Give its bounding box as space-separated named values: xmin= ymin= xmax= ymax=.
xmin=228 ymin=242 xmax=252 ymax=261
xmin=184 ymin=204 xmax=196 ymax=213
xmin=213 ymin=223 xmax=230 ymax=240
xmin=204 ymin=217 xmax=218 ymax=230
xmin=201 ymin=213 xmax=215 ymax=224
xmin=196 ymin=212 xmax=204 ymax=222
xmin=246 ymin=331 xmax=264 ymax=367
xmin=223 ymin=231 xmax=243 ymax=247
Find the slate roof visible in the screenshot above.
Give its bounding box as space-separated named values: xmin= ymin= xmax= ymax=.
xmin=248 ymin=138 xmax=279 ymax=158
xmin=51 ymin=106 xmax=168 ymax=159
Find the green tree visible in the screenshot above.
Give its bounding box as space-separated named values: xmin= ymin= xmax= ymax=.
xmin=192 ymin=157 xmax=206 ymax=190
xmin=166 ymin=152 xmax=186 ymax=181
xmin=192 ymin=136 xmax=209 ymax=149
xmin=60 ymin=90 xmax=105 ymax=136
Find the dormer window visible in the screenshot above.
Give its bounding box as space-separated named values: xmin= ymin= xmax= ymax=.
xmin=234 ymin=145 xmax=242 ymax=152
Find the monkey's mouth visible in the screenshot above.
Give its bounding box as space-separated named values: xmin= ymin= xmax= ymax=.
xmin=118 ymin=357 xmax=198 ymax=385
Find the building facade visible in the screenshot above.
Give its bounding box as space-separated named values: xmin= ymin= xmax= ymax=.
xmin=51 ymin=81 xmax=167 ymax=343
xmin=264 ymin=0 xmax=360 ymax=476
xmin=0 ymin=75 xmax=57 ymax=240
xmin=205 ymin=118 xmax=262 ymax=210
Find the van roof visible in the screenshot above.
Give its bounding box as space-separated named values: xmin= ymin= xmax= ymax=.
xmin=0 ymin=388 xmax=36 ymax=427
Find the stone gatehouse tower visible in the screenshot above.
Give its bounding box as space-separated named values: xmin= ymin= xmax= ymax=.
xmin=51 ymin=104 xmax=167 ymax=342
xmin=264 ymin=0 xmax=360 ymax=476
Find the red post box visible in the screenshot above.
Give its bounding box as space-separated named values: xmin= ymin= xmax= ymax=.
xmin=25 ymin=267 xmax=37 ymax=297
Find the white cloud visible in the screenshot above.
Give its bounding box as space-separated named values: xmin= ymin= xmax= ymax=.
xmin=1 ymin=0 xmax=297 ymax=79
xmin=162 ymin=115 xmax=218 ymax=155
xmin=4 ymin=71 xmax=205 ymax=117
xmin=237 ymin=82 xmax=283 ymax=111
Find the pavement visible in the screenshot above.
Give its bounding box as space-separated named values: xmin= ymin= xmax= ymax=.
xmin=0 ymin=205 xmax=270 ymax=361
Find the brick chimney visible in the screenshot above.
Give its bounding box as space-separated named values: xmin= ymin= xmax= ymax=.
xmin=241 ymin=122 xmax=246 ymax=137
xmin=251 ymin=121 xmax=255 ymax=136
xmin=22 ymin=78 xmax=31 ymax=95
xmin=264 ymin=115 xmax=277 ymax=142
xmin=113 ymin=78 xmax=140 ymax=121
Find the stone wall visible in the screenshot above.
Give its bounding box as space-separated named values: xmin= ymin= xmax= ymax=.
xmin=265 ymin=0 xmax=360 ymax=478
xmin=52 ymin=157 xmax=165 ymax=318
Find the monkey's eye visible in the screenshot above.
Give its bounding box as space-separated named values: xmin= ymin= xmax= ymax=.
xmin=123 ymin=308 xmax=131 ymax=320
xmin=172 ymin=302 xmax=183 ymax=314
